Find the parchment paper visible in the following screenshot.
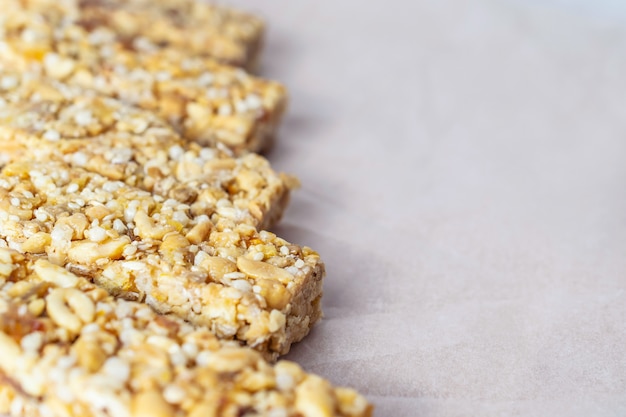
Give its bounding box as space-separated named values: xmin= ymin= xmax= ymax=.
xmin=224 ymin=1 xmax=626 ymax=415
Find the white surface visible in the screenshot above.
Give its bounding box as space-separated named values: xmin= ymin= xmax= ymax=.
xmin=225 ymin=1 xmax=626 ymax=416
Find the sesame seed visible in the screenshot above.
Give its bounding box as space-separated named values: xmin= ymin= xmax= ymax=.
xmin=172 ymin=210 xmax=189 ymax=226
xmin=102 ymin=181 xmax=123 ymax=192
xmin=163 ymin=384 xmax=186 ymax=404
xmin=0 ymin=75 xmax=18 ymax=90
xmin=181 ymin=342 xmax=199 ymax=358
xmin=20 ymin=28 xmax=38 ymax=43
xmin=113 ymin=219 xmax=127 ymax=234
xmin=223 ymin=272 xmax=246 ymax=280
xmin=195 ymin=351 xmax=212 ymax=367
xmin=218 ymin=103 xmax=232 ymax=116
xmin=197 ymin=72 xmax=214 ymax=86
xmin=168 ymin=145 xmax=184 ymax=160
xmin=102 ymin=357 xmax=130 ymax=383
xmin=216 ymin=198 xmax=231 ymax=208
xmin=131 ymin=118 xmax=149 ymax=134
xmin=20 ymin=332 xmax=43 ymax=353
xmin=199 ymin=147 xmax=216 ymax=160
xmin=216 ymin=206 xmax=236 ymax=219
xmin=122 ymin=261 xmax=145 ymax=271
xmin=246 ymin=94 xmax=263 ymax=110
xmin=34 ymin=209 xmax=48 ymax=222
xmin=122 ymin=245 xmax=138 ymax=257
xmin=73 ymin=109 xmax=93 ymax=126
xmin=231 ymin=279 xmax=252 ymax=293
xmin=234 ymin=100 xmax=248 ymax=113
xmin=43 ymin=130 xmax=61 ymax=141
xmin=71 ymin=152 xmax=88 ymax=166
xmin=81 ymin=323 xmax=100 ymax=334
xmin=110 ymin=148 xmax=133 ymax=164
xmin=155 ymin=71 xmax=171 ymax=82
xmin=87 ymin=226 xmax=107 ymax=242
xmin=275 ymin=373 xmax=295 ymax=391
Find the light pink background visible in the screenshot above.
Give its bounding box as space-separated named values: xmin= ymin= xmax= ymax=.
xmin=225 ymin=1 xmax=626 ymax=415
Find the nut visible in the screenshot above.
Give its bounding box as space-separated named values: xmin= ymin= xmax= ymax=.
xmin=159 ymin=233 xmax=190 ymax=264
xmin=255 ymin=279 xmax=289 ymax=310
xmin=46 ymin=288 xmax=96 ymax=333
xmin=237 ymin=256 xmax=294 ymax=284
xmin=268 ymin=310 xmax=286 ymax=333
xmin=198 ymin=255 xmax=237 ymax=281
xmin=22 ymin=232 xmax=52 ymax=254
xmin=7 ymin=281 xmax=37 ymax=298
xmin=67 ymin=237 xmax=130 ymax=264
xmin=73 ymin=335 xmax=108 ymax=373
xmin=335 ymin=387 xmax=371 ymax=416
xmin=131 ymin=389 xmax=174 ymax=417
xmin=188 ymin=401 xmax=219 ymax=417
xmin=27 ymin=298 xmax=46 ymax=317
xmin=134 ymin=210 xmax=173 ymax=240
xmin=34 ymin=259 xmax=79 ymax=288
xmin=236 ymin=169 xmax=264 ymax=192
xmin=84 ymin=205 xmax=111 ymax=221
xmin=185 ymin=221 xmax=213 ymax=245
xmin=56 ymin=214 xmax=89 ymax=240
xmin=294 ymin=375 xmax=336 ymax=417
xmin=201 ymin=347 xmax=257 ymax=373
xmin=0 ymin=333 xmax=21 ymax=373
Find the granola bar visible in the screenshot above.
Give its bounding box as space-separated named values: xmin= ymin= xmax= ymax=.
xmin=0 ymin=161 xmax=323 ymax=359
xmin=78 ymin=0 xmax=266 ymax=70
xmin=0 ymin=248 xmax=372 ymax=417
xmin=0 ymin=72 xmax=293 ymax=230
xmin=0 ymin=1 xmax=286 ymax=154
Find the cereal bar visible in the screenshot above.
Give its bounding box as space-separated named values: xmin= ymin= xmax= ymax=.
xmin=78 ymin=0 xmax=266 ymax=70
xmin=0 ymin=1 xmax=286 ymax=154
xmin=0 ymin=248 xmax=372 ymax=417
xmin=0 ymin=161 xmax=323 ymax=359
xmin=0 ymin=72 xmax=293 ymax=230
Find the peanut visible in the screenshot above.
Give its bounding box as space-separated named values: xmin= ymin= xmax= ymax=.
xmin=34 ymin=259 xmax=79 ymax=288
xmin=22 ymin=232 xmax=51 ymax=254
xmin=67 ymin=237 xmax=130 ymax=264
xmin=131 ymin=389 xmax=174 ymax=417
xmin=237 ymin=256 xmax=294 ymax=284
xmin=46 ymin=288 xmax=95 ymax=333
xmin=198 ymin=256 xmax=237 ymax=281
xmin=294 ymin=375 xmax=336 ymax=417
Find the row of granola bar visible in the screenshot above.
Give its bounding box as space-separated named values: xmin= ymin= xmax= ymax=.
xmin=0 ymin=1 xmax=372 ymax=416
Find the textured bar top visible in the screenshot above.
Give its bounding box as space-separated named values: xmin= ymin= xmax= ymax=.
xmin=0 ymin=160 xmax=323 ymax=359
xmin=0 ymin=248 xmax=371 ymax=417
